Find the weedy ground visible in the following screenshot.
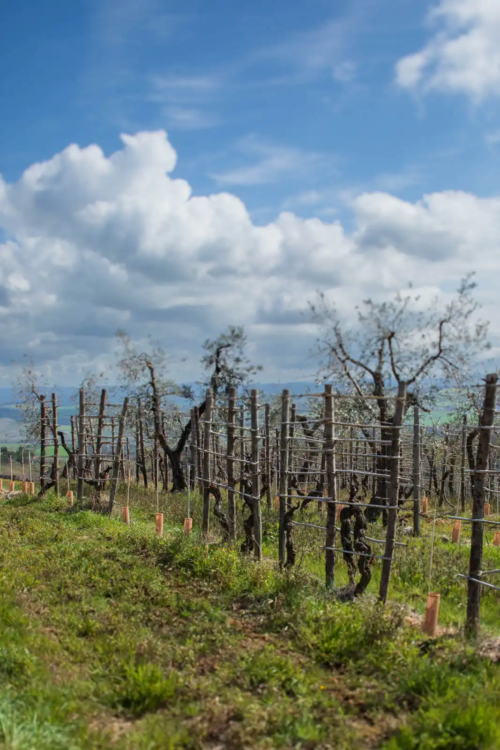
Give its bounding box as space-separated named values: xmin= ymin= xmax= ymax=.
xmin=1 ymin=484 xmax=500 ymax=749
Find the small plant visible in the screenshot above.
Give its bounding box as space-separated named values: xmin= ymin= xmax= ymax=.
xmin=111 ymin=662 xmax=176 ymax=716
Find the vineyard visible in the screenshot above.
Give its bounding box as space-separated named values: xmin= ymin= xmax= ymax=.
xmin=2 ymin=375 xmax=500 ymax=748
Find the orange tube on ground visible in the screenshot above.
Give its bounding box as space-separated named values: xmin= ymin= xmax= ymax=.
xmin=485 ymin=503 xmax=491 ymax=516
xmin=423 ymin=592 xmax=440 ymax=637
xmin=67 ymin=490 xmax=74 ymax=506
xmin=22 ymin=481 xmax=28 ymax=493
xmin=155 ymin=512 xmax=164 ymax=537
xmin=9 ymin=481 xmax=15 ymax=492
xmin=274 ymin=495 xmax=280 ymax=510
xmin=29 ymin=482 xmax=35 ymax=495
xmin=494 ymin=531 xmax=500 ymax=547
xmin=422 ymin=497 xmax=429 ymax=513
xmin=184 ymin=518 xmax=193 ymax=535
xmin=451 ymin=520 xmax=461 ymax=543
xmin=122 ymin=507 xmax=130 ymax=524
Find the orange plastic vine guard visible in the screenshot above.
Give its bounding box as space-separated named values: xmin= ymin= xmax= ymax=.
xmin=422 ymin=497 xmax=429 ymax=513
xmin=0 ymin=479 xmax=3 ymax=491
xmin=494 ymin=531 xmax=500 ymax=547
xmin=9 ymin=481 xmax=15 ymax=492
xmin=485 ymin=503 xmax=491 ymax=516
xmin=423 ymin=592 xmax=440 ymax=637
xmin=22 ymin=481 xmax=28 ymax=493
xmin=29 ymin=482 xmax=35 ymax=495
xmin=274 ymin=495 xmax=280 ymax=510
xmin=66 ymin=490 xmax=74 ymax=506
xmin=184 ymin=518 xmax=193 ymax=535
xmin=336 ymin=504 xmax=343 ymax=520
xmin=122 ymin=507 xmax=130 ymax=524
xmin=451 ymin=520 xmax=461 ymax=544
xmin=155 ymin=512 xmax=164 ymax=537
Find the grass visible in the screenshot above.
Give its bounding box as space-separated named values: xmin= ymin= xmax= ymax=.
xmin=0 ymin=485 xmax=500 ymax=748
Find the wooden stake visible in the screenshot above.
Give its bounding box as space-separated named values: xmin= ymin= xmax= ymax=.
xmin=250 ymin=389 xmax=261 ymax=561
xmin=278 ymin=390 xmax=290 ymax=568
xmin=423 ymin=592 xmax=440 ymax=637
xmin=452 ymin=520 xmax=461 ymax=544
xmin=324 ymin=384 xmax=337 ymax=588
xmin=379 ymin=381 xmax=407 ymax=604
xmin=202 ymin=389 xmax=213 ymax=537
xmin=155 ymin=512 xmax=164 ymax=537
xmin=227 ymin=388 xmax=236 ymax=540
xmin=466 ymin=373 xmax=498 ymax=638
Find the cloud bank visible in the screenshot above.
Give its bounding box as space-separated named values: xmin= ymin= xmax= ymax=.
xmin=0 ymin=130 xmax=499 ymax=384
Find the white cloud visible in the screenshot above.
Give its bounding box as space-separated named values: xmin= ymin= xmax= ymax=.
xmin=211 ymin=136 xmax=327 ymax=186
xmin=0 ymin=130 xmax=499 ymax=384
xmin=396 ymin=0 xmax=500 ymax=101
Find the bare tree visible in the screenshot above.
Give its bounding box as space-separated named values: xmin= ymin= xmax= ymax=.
xmin=310 ymin=275 xmax=490 ymax=519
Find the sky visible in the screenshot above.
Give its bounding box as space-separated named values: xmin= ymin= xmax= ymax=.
xmin=1 ymin=0 xmax=500 ymax=386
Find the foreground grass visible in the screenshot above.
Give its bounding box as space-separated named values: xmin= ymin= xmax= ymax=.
xmin=1 ymin=491 xmax=500 ymax=748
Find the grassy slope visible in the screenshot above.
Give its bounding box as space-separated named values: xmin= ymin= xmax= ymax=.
xmin=1 ymin=490 xmax=500 ymax=749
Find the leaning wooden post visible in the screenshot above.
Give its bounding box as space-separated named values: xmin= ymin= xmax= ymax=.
xmin=466 ymin=373 xmax=498 ymax=638
xmin=324 ymin=385 xmax=337 ymax=588
xmin=40 ymin=395 xmax=47 ymax=493
xmin=413 ymin=404 xmax=421 ymax=537
xmin=251 ymin=389 xmax=262 ymax=560
xmin=227 ymin=388 xmax=237 ymax=540
xmin=460 ymin=414 xmax=467 ymax=513
xmin=278 ymin=390 xmax=290 ymax=567
xmin=52 ymin=393 xmax=59 ymax=496
xmin=379 ymin=381 xmax=407 ymax=604
xmin=265 ymin=403 xmax=272 ymax=508
xmin=76 ymin=389 xmax=85 ymax=505
xmin=202 ymin=389 xmax=213 ymax=537
xmin=108 ymin=398 xmax=129 ymax=515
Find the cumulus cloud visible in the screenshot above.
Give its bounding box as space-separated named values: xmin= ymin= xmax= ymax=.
xmin=0 ymin=130 xmax=499 ymax=384
xmin=395 ymin=0 xmax=500 ymax=101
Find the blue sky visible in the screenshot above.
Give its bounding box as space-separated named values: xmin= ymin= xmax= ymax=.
xmin=1 ymin=0 xmax=500 ymax=385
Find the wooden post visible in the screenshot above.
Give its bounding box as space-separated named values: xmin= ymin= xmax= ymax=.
xmin=52 ymin=393 xmax=59 ymax=496
xmin=95 ymin=389 xmax=106 ymax=493
xmin=460 ymin=414 xmax=467 ymax=513
xmin=135 ymin=417 xmax=140 ymax=484
xmin=202 ymin=390 xmax=213 ymax=537
xmin=40 ymin=395 xmax=47 ymax=493
xmin=251 ymin=389 xmax=261 ymax=561
xmin=227 ymin=388 xmax=236 ymax=540
xmin=289 ymin=404 xmax=296 ymax=481
xmin=108 ymin=398 xmax=129 ymax=514
xmin=194 ymin=406 xmax=202 ymax=493
xmin=413 ymin=405 xmax=421 ymax=537
xmin=379 ymin=381 xmax=407 ymax=604
xmin=466 ymin=374 xmax=498 ymax=638
xmin=76 ymin=389 xmax=85 ymax=505
xmin=265 ymin=403 xmax=271 ymax=509
xmin=278 ymin=390 xmax=290 ymax=568
xmin=138 ymin=399 xmax=147 ymax=488
xmin=324 ymin=385 xmax=337 ymax=588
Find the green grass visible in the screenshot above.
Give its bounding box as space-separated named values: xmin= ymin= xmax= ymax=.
xmin=0 ymin=486 xmax=500 ymax=748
